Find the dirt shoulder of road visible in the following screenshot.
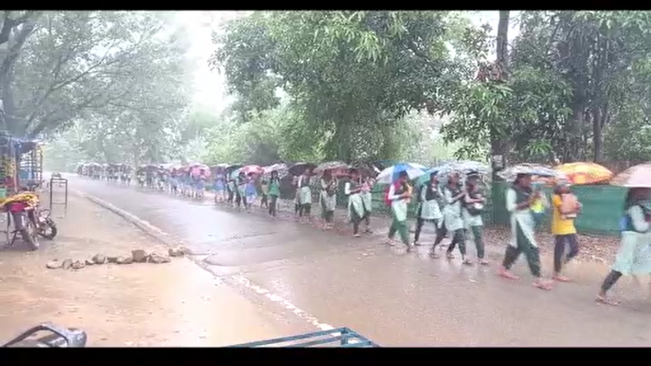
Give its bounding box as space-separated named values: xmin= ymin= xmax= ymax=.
xmin=0 ymin=193 xmax=293 ymax=347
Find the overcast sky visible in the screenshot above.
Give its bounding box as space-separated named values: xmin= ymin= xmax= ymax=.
xmin=174 ymin=11 xmax=520 ymax=116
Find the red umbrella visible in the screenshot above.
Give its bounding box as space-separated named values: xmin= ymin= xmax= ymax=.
xmin=241 ymin=165 xmax=264 ymax=176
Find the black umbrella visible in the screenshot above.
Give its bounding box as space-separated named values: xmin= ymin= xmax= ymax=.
xmin=288 ymin=162 xmax=317 ymax=176
xmin=225 ymin=164 xmax=243 ymax=174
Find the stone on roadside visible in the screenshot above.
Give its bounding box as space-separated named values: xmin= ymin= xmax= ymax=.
xmin=168 ymin=247 xmax=185 ymax=257
xmin=71 ymin=260 xmax=86 ymax=270
xmin=92 ymin=254 xmax=107 ymax=264
xmin=148 ymin=252 xmax=171 ymax=264
xmin=46 ymin=260 xmax=62 ymax=269
xmin=116 ymin=256 xmax=133 ymax=264
xmin=107 ymin=256 xmax=118 ymax=264
xmin=131 ymin=249 xmax=148 ymax=263
xmin=85 ymin=259 xmax=95 ymax=266
xmin=61 ymin=259 xmax=73 ymax=270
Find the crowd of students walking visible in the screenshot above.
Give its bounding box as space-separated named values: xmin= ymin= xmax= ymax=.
xmin=78 ymin=160 xmax=651 ymax=306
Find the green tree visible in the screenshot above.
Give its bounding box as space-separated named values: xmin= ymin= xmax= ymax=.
xmin=211 ymin=11 xmax=485 ymax=162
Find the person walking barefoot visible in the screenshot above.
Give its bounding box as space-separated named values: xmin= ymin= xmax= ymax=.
xmin=597 ymin=188 xmax=651 ymax=306
xmin=498 ymin=173 xmax=554 ymax=291
xmin=550 ymin=182 xmax=581 ymax=282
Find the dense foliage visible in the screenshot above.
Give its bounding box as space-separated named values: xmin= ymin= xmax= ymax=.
xmin=23 ymin=11 xmax=651 ymax=171
xmin=209 ymin=10 xmax=651 ymax=166
xmin=1 ymin=11 xmax=192 ymax=170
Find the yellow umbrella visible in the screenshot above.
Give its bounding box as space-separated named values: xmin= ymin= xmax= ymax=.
xmin=555 ymin=162 xmax=613 ymax=185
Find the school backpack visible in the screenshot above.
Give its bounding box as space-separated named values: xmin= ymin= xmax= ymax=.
xmin=384 ymin=181 xmax=400 ymax=207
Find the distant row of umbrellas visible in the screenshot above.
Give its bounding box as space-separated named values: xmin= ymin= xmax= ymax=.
xmin=376 ymin=160 xmax=651 ymax=189
xmin=153 ymin=158 xmax=651 ymax=188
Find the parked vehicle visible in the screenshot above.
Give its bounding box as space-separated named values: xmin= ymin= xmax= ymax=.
xmin=2 ymin=324 xmax=376 ymax=347
xmin=2 ymin=191 xmax=57 ymax=250
xmin=2 ymin=323 xmax=87 ymax=347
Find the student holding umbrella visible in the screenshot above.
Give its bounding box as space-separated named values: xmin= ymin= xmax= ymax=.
xmin=413 ymin=171 xmax=443 ymax=246
xmin=296 ymin=167 xmax=314 ymax=223
xmin=498 ymin=170 xmax=554 ymax=291
xmin=463 ymin=173 xmax=488 ymax=265
xmin=319 ymin=170 xmax=338 ymax=230
xmin=360 ymin=173 xmax=375 ymax=234
xmin=385 ymin=171 xmax=414 ymax=251
xmin=267 ymin=170 xmax=281 ymax=217
xmin=236 ymin=171 xmax=247 ymax=209
xmin=429 ymin=172 xmax=471 ymax=264
xmin=346 ymin=168 xmax=368 ymax=237
xmin=597 ymin=163 xmax=651 ymax=305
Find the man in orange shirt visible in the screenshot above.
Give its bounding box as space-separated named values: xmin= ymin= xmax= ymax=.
xmin=551 ymin=182 xmax=581 ymax=282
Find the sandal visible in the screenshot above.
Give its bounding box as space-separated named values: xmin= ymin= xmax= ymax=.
xmin=462 ymin=259 xmax=474 ymax=266
xmin=479 ymin=259 xmax=490 ymax=266
xmin=596 ymin=295 xmax=620 ymax=306
xmin=446 ymin=253 xmax=455 ymax=260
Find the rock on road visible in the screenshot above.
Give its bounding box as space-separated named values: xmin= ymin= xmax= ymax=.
xmin=67 ymin=173 xmax=651 ymax=346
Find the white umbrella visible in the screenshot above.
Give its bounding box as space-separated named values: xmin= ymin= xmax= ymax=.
xmin=376 ymin=163 xmax=427 ymax=185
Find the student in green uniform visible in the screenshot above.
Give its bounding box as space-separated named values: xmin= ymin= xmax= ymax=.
xmin=463 ymin=173 xmax=488 ymax=265
xmin=429 ymin=172 xmax=470 ymax=264
xmin=597 ymin=188 xmax=651 ymax=305
xmin=236 ymin=171 xmax=247 ymax=209
xmin=414 ymin=172 xmax=443 ymax=246
xmin=360 ymin=174 xmax=374 ymax=234
xmin=296 ymin=167 xmax=313 ymax=223
xmin=268 ymin=170 xmax=281 ymax=217
xmin=319 ymin=170 xmax=338 ymax=230
xmin=346 ymin=169 xmax=368 ymax=237
xmin=498 ymin=173 xmax=554 ymax=291
xmin=386 ymin=171 xmax=413 ymax=252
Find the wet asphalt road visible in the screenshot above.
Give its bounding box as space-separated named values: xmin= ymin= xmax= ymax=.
xmin=66 ymin=174 xmax=651 ymax=346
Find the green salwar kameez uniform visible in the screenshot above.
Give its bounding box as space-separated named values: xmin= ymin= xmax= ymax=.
xmin=502 ymin=186 xmax=542 ymax=277
xmin=320 ymin=178 xmax=337 ymax=222
xmin=387 ymin=182 xmax=410 ymax=248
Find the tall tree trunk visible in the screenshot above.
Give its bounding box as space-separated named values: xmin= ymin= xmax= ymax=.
xmin=491 ymin=10 xmax=509 ymax=174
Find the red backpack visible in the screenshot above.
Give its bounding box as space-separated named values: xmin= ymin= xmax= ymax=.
xmin=384 ymin=181 xmax=400 ymax=207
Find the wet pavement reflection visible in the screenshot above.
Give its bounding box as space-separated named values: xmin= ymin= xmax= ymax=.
xmin=69 ymin=175 xmax=651 ymax=346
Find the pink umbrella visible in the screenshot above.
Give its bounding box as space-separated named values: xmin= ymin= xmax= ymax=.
xmin=241 ymin=165 xmax=264 ymax=176
xmin=611 ymin=163 xmax=651 ymax=188
xmin=190 ymin=164 xmax=209 ymax=178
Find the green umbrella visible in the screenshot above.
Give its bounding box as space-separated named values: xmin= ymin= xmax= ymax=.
xmin=229 ymin=168 xmax=241 ymax=180
xmin=415 ymin=167 xmax=442 ymax=186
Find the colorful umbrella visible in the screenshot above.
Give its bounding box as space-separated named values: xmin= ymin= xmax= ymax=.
xmin=314 ymin=161 xmax=349 ymax=174
xmin=436 ymin=160 xmax=490 ymax=178
xmin=190 ymin=165 xmax=210 ymax=178
xmin=241 ymin=165 xmax=264 ymax=176
xmin=611 ymin=163 xmax=651 ymax=188
xmin=263 ymin=163 xmax=288 ymax=174
xmin=416 ymin=167 xmax=442 ymax=186
xmin=555 ymin=162 xmax=613 ymax=185
xmin=498 ymin=163 xmax=564 ymax=182
xmin=288 ymin=162 xmax=317 ymax=176
xmin=225 ymin=164 xmax=243 ymax=174
xmin=376 ymin=163 xmax=427 ymax=185
xmin=262 ymin=163 xmax=288 ymax=179
xmin=229 ymin=169 xmax=241 ymax=180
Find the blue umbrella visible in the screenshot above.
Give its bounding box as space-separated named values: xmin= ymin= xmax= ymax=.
xmin=376 ymin=163 xmax=427 ymax=184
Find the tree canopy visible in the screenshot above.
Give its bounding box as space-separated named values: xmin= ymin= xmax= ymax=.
xmin=42 ymin=11 xmax=651 ymax=171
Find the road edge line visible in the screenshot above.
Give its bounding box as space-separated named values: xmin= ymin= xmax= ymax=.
xmin=73 ymin=189 xmax=339 ymax=337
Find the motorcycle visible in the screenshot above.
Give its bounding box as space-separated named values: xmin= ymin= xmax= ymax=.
xmin=2 ymin=323 xmax=87 ymax=347
xmin=3 ymin=192 xmax=57 ymax=251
